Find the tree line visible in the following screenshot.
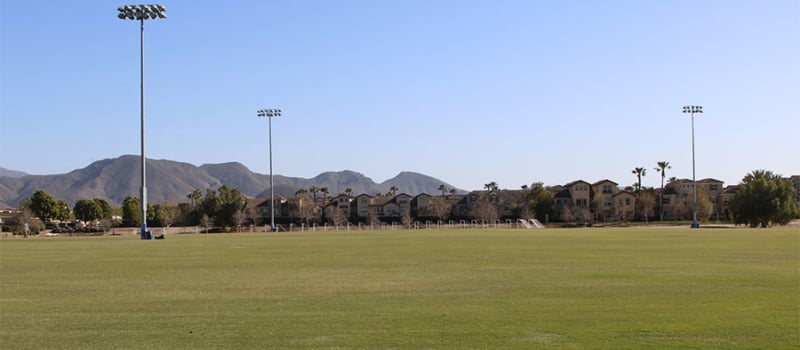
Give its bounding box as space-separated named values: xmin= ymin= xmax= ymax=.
xmin=8 ymin=169 xmax=798 ymax=234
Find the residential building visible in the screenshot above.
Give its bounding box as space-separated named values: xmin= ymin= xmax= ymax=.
xmin=719 ymin=185 xmax=738 ymax=220
xmin=591 ymin=179 xmax=619 ymax=221
xmin=613 ymin=191 xmax=636 ymax=221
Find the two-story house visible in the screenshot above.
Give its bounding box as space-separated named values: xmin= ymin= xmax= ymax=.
xmin=591 ymin=179 xmax=619 ymax=221
xmin=613 ymin=191 xmax=636 ymax=221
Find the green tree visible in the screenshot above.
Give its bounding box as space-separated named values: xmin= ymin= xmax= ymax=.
xmin=484 ymin=181 xmax=499 ymax=192
xmin=74 ymin=199 xmax=102 ymax=222
xmin=121 ymin=196 xmax=141 ymax=227
xmin=438 ymin=184 xmax=447 ymax=197
xmin=93 ymin=199 xmax=113 ymax=219
xmin=28 ymin=190 xmax=58 ymax=222
xmin=526 ymin=182 xmax=554 ymax=223
xmin=53 ymin=199 xmax=71 ymax=221
xmin=216 ymin=185 xmax=247 ymax=227
xmin=177 ymin=202 xmax=195 ymax=226
xmin=199 ymin=188 xmax=220 ymax=220
xmin=730 ymin=170 xmax=799 ymax=228
xmin=155 ymin=200 xmax=179 ymax=227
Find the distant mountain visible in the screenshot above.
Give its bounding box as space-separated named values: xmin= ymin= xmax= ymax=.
xmin=0 ymin=155 xmax=464 ymax=207
xmin=0 ymin=167 xmax=27 ymax=178
xmin=383 ymin=171 xmax=456 ymax=195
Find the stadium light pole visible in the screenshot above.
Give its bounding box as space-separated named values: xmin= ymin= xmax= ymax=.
xmin=117 ymin=5 xmax=167 ymax=240
xmin=682 ymin=105 xmax=702 ymax=229
xmin=257 ymin=108 xmax=282 ymax=232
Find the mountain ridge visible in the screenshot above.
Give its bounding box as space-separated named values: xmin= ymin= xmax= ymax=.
xmin=0 ymin=155 xmax=464 ymax=207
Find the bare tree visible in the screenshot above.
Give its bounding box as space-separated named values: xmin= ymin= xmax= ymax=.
xmin=695 ymin=186 xmax=714 ymax=222
xmin=573 ymin=206 xmax=592 ymax=226
xmin=430 ymin=197 xmax=453 ymax=222
xmin=638 ymin=190 xmax=656 ymax=224
xmin=367 ymin=208 xmax=381 ymax=227
xmin=328 ymin=207 xmax=348 ymax=226
xmin=470 ymin=194 xmax=498 ymax=222
xmin=233 ymin=209 xmax=247 ymax=231
xmin=200 ymin=214 xmax=214 ymax=233
xmin=560 ymin=205 xmax=576 ymax=223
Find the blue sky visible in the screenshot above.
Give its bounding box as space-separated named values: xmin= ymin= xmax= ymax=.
xmin=1 ymin=0 xmax=798 ymax=191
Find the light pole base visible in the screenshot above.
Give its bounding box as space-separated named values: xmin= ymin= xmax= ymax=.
xmin=141 ymin=224 xmax=152 ymax=240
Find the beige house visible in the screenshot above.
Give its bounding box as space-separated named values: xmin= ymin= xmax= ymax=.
xmin=353 ymin=194 xmax=373 ymax=219
xmin=719 ymin=185 xmax=738 ymax=220
xmin=324 ymin=195 xmax=353 ymax=223
xmin=613 ymin=191 xmax=636 ymax=221
xmin=256 ymin=195 xmax=285 ymax=223
xmin=248 ymin=172 xmax=800 ymax=225
xmin=592 ymin=179 xmax=619 ymax=220
xmin=553 ymin=180 xmax=592 ymax=222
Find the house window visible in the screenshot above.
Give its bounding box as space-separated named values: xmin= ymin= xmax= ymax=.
xmin=625 ymin=198 xmax=631 ymax=205
xmin=723 ymin=197 xmax=729 ymax=204
xmin=603 ymin=185 xmax=612 ymax=194
xmin=710 ymin=184 xmax=718 ymax=191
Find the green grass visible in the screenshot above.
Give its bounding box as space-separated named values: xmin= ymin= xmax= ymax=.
xmin=1 ymin=228 xmax=798 ymax=349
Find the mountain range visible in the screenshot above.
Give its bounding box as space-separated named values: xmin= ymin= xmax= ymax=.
xmin=0 ymin=155 xmax=463 ymax=208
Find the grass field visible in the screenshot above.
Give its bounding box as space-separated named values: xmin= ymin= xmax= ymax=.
xmin=1 ymin=228 xmax=798 ymax=349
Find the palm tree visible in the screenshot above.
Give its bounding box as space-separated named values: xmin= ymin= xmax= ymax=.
xmin=654 ymin=161 xmax=671 ymax=221
xmin=344 ymin=188 xmax=353 ymax=197
xmin=438 ymin=184 xmax=447 ymax=197
xmin=484 ymin=181 xmax=499 ymax=192
xmin=187 ymin=189 xmax=202 ymax=208
xmin=295 ymin=188 xmax=308 ymax=198
xmin=632 ymin=167 xmax=646 ymax=193
xmin=309 ymin=186 xmax=320 ymax=201
xmin=449 ymin=188 xmax=457 ymax=196
xmin=321 ymin=187 xmax=329 ymax=202
xmin=388 ymin=186 xmax=398 ymax=197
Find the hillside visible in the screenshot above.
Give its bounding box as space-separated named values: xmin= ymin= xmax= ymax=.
xmin=0 ymin=155 xmax=463 ymax=207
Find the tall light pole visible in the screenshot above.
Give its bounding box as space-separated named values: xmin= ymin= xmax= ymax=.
xmin=118 ymin=5 xmax=167 ymax=240
xmin=682 ymin=105 xmax=702 ymax=228
xmin=257 ymin=108 xmax=282 ymax=232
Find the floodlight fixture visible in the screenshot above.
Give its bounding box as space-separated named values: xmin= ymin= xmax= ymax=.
xmin=117 ymin=4 xmax=167 ymax=20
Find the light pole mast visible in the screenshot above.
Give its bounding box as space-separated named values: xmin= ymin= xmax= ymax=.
xmin=682 ymin=105 xmax=702 ymax=228
xmin=118 ymin=5 xmax=166 ymax=240
xmin=257 ymin=108 xmax=282 ymax=232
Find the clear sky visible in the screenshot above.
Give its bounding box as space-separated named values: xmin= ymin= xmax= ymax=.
xmin=1 ymin=0 xmax=798 ymax=191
